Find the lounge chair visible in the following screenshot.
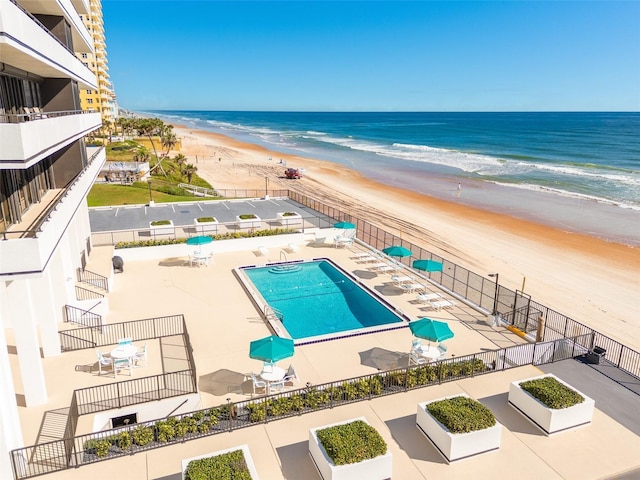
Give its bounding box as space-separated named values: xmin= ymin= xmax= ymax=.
xmin=428 ymin=299 xmax=455 ymax=311
xmin=257 ymin=246 xmax=268 ymax=256
xmin=287 ymin=243 xmax=299 ymax=252
xmin=400 ymin=283 xmax=426 ymax=294
xmin=416 ymin=292 xmax=442 ymax=303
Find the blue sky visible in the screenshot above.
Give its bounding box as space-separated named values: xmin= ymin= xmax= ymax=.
xmin=103 ymin=1 xmax=640 ymax=112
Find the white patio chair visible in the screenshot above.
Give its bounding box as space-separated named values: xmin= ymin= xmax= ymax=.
xmin=96 ymin=350 xmax=113 ymax=375
xmin=113 ymin=357 xmax=133 ymax=378
xmin=251 ymin=372 xmax=267 ymax=396
xmin=437 ymin=343 xmax=448 ymax=359
xmin=133 ymin=342 xmax=148 ymax=367
xmin=117 ymin=337 xmax=132 ymax=346
xmin=283 ymin=364 xmax=299 ymax=386
xmin=409 ymin=351 xmax=427 ymax=366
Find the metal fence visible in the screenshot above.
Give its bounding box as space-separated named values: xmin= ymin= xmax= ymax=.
xmin=59 ymin=314 xmax=186 ymax=352
xmin=10 ymin=334 xmax=591 ymax=479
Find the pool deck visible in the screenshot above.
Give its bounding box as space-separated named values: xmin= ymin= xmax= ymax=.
xmin=10 ymin=238 xmax=640 ymax=480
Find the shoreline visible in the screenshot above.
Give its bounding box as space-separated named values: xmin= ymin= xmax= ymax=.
xmin=170 ymin=123 xmax=640 ymax=352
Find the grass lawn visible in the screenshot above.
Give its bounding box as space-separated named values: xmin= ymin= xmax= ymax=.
xmin=87 ymin=184 xmax=203 ymax=207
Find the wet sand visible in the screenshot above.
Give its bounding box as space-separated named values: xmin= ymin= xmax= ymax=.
xmin=172 ymin=124 xmax=640 ymax=352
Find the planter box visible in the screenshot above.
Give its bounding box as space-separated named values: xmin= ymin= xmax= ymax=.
xmin=508 ymin=373 xmax=595 ymax=435
xmin=309 ymin=417 xmax=392 ymax=480
xmin=236 ymin=215 xmax=262 ymax=229
xmin=181 ymin=444 xmax=259 ymax=480
xmin=193 ymin=218 xmax=218 ymax=233
xmin=149 ymin=220 xmax=174 ymax=236
xmin=416 ymin=394 xmax=502 ymax=462
xmin=277 ymin=212 xmax=302 ymax=226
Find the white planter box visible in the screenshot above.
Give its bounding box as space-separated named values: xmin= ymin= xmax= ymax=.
xmin=277 ymin=212 xmax=302 ymax=226
xmin=508 ymin=373 xmax=595 ymax=435
xmin=149 ymin=220 xmax=174 ymax=236
xmin=181 ymin=444 xmax=259 ymax=480
xmin=309 ymin=417 xmax=392 ymax=480
xmin=194 ymin=218 xmax=218 ymax=233
xmin=236 ymin=215 xmax=262 ymax=228
xmin=416 ymin=394 xmax=502 ymax=462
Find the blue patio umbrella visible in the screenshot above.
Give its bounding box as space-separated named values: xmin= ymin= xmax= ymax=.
xmin=186 ymin=235 xmax=213 ymax=246
xmin=382 ymin=245 xmax=412 ymax=258
xmin=412 ymin=259 xmax=444 ymax=273
xmin=334 ymin=221 xmax=356 ymax=230
xmin=249 ymin=335 xmax=295 ymax=364
xmin=409 ymin=318 xmax=454 ymax=344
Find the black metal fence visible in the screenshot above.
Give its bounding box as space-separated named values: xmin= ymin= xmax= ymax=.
xmin=10 ymin=335 xmax=591 ymax=479
xmin=59 ymin=314 xmax=186 ymax=352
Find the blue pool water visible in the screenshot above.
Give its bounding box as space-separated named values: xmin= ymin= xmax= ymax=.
xmin=241 ymin=260 xmax=405 ymax=341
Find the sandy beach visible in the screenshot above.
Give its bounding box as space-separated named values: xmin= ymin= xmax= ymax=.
xmin=172 ymin=124 xmax=640 ymax=352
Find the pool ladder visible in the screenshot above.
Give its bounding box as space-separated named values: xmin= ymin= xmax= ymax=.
xmin=264 ymin=304 xmax=284 ymax=324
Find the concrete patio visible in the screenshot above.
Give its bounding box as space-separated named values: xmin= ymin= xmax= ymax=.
xmin=9 ymin=235 xmax=640 ymax=479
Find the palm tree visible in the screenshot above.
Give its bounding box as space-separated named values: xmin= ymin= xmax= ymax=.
xmin=135 ymin=118 xmax=167 ymax=176
xmin=183 ymin=164 xmax=197 ymax=183
xmin=161 ymin=131 xmax=177 ymax=156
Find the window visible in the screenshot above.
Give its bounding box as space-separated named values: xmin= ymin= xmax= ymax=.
xmin=87 ymin=99 xmax=93 ymax=104
xmin=86 ymin=89 xmax=92 ymax=94
xmin=81 ymin=53 xmax=88 ymax=59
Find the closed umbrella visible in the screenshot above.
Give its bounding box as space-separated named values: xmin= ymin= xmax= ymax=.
xmin=334 ymin=221 xmax=356 ymax=230
xmin=412 ymin=259 xmax=443 ymax=272
xmin=382 ymin=245 xmax=412 ymax=258
xmin=409 ymin=318 xmax=454 ymax=345
xmin=249 ymin=335 xmax=294 ymax=364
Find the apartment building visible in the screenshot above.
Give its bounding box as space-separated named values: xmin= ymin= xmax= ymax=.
xmin=0 ymin=0 xmax=104 ymax=477
xmin=77 ymin=0 xmax=117 ymax=123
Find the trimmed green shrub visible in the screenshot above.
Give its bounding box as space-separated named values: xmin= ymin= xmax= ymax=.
xmin=426 ymin=396 xmax=496 ymax=434
xmin=196 ymin=217 xmax=217 ymax=222
xmin=115 ymin=228 xmax=296 ymax=249
xmin=83 ymin=438 xmax=99 ymax=454
xmin=117 ymin=431 xmax=132 ymax=450
xmin=95 ymin=439 xmax=112 ymax=458
xmin=281 ymin=212 xmax=298 ymax=216
xmin=238 ymin=214 xmax=258 ymax=220
xmin=184 ymin=449 xmax=251 ymax=480
xmin=519 ymin=376 xmax=584 ymax=409
xmin=131 ymin=426 xmax=154 ymax=446
xmin=150 ymin=220 xmax=171 ymax=226
xmin=316 ymin=420 xmax=387 ymax=466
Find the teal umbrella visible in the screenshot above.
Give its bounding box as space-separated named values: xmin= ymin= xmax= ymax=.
xmin=382 ymin=245 xmax=412 ymax=258
xmin=249 ymin=335 xmax=294 ymax=364
xmin=186 ymin=235 xmax=213 ymax=246
xmin=409 ymin=318 xmax=454 ymax=344
xmin=334 ymin=221 xmax=356 ymax=229
xmin=412 ymin=259 xmax=443 ymax=272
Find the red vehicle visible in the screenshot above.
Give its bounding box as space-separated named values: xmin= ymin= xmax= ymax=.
xmin=285 ymin=168 xmax=302 ymax=179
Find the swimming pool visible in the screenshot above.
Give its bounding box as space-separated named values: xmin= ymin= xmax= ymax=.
xmin=238 ymin=259 xmax=407 ymax=343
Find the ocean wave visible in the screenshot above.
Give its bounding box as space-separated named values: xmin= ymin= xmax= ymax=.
xmin=492 ymin=181 xmax=640 ymax=211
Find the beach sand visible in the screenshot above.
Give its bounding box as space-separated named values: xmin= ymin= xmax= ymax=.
xmin=173 ymin=125 xmax=640 ymax=352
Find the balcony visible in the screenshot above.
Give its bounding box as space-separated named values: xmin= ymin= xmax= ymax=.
xmin=0 ymin=148 xmax=105 ymax=277
xmin=0 ymin=111 xmax=101 ymax=167
xmin=0 ymin=0 xmax=95 ymax=86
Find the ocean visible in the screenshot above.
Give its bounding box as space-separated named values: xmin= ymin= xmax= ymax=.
xmin=146 ymin=111 xmax=640 ymax=246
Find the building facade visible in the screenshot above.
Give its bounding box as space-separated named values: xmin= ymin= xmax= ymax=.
xmin=76 ymin=0 xmax=117 ymax=123
xmin=0 ymin=0 xmax=104 ymax=477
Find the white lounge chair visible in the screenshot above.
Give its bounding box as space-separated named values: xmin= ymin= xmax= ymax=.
xmin=257 ymin=246 xmax=268 ymax=256
xmin=428 ymin=299 xmax=455 ymax=311
xmin=287 ymin=243 xmax=299 ymax=252
xmin=400 ymin=283 xmax=426 ymax=294
xmin=416 ymin=292 xmax=442 ymax=303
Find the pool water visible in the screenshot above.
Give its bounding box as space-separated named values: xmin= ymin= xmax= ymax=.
xmin=241 ymin=259 xmax=405 ymax=341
